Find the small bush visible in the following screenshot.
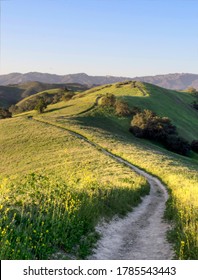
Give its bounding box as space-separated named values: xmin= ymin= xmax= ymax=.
xmin=186 ymin=87 xmax=197 ymax=94
xmin=9 ymin=105 xmax=19 ymax=114
xmin=115 ymin=100 xmax=131 ymax=116
xmin=100 ymin=93 xmax=116 ymax=107
xmin=130 ymin=109 xmax=191 ymax=156
xmin=62 ymin=92 xmax=75 ymax=102
xmin=130 ymin=110 xmax=177 ymax=141
xmin=35 ymin=98 xmax=47 ymax=114
xmin=0 ymin=108 xmax=12 ymax=119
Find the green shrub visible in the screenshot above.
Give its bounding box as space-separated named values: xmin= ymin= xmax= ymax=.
xmin=35 ymin=98 xmax=47 ymax=114
xmin=130 ymin=109 xmax=191 ymax=156
xmin=62 ymin=92 xmax=75 ymax=102
xmin=115 ymin=100 xmax=131 ymax=116
xmin=100 ymin=93 xmax=116 ymax=107
xmin=130 ymin=109 xmax=176 ymax=141
xmin=186 ymin=87 xmax=197 ymax=94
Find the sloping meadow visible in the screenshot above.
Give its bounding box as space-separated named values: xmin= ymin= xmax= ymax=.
xmin=0 ymin=117 xmax=148 ymax=259
xmin=55 ymin=113 xmax=198 ymax=259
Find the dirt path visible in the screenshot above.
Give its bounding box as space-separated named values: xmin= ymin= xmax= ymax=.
xmin=32 ymin=117 xmax=174 ymax=260
xmin=88 ymin=161 xmax=174 ymax=259
xmin=59 ymin=96 xmax=101 ymax=118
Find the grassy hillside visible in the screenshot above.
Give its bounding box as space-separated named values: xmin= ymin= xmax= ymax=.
xmin=84 ymin=81 xmax=198 ymax=141
xmin=25 ymin=80 xmax=198 ymax=140
xmin=0 ymin=116 xmax=148 ymax=259
xmin=0 ymin=86 xmax=23 ymax=107
xmin=33 ymin=81 xmax=198 ymax=259
xmin=0 ymin=82 xmax=88 ymax=108
xmin=0 ymin=81 xmax=198 ymax=259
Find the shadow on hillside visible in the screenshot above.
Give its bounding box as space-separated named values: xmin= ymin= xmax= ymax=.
xmin=66 ymin=114 xmax=141 ymax=146
xmin=46 ymin=104 xmax=73 ymax=113
xmin=65 ymin=115 xmax=185 ymax=159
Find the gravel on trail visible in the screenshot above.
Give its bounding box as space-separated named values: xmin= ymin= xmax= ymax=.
xmin=88 ymin=155 xmax=174 ymax=260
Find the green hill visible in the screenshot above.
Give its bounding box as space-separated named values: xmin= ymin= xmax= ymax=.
xmin=27 ymin=80 xmax=198 ymax=140
xmin=78 ymin=81 xmax=198 ymax=141
xmin=0 ymin=81 xmax=88 ymax=108
xmin=0 ymin=81 xmax=198 ymax=260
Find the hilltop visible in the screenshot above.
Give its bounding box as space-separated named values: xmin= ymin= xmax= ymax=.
xmin=1 ymin=72 xmax=198 ymax=90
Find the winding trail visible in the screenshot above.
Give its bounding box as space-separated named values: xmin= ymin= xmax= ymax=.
xmin=89 ymin=163 xmax=174 ymax=260
xmin=58 ymin=96 xmax=101 ymax=118
xmin=32 ymin=117 xmax=174 ymax=259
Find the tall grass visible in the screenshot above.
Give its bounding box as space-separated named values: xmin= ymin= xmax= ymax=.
xmin=0 ymin=117 xmax=148 ymax=259
xmin=49 ymin=111 xmax=198 ymax=259
xmin=0 ymin=173 xmax=148 ymax=259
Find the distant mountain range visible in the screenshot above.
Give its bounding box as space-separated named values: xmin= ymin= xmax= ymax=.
xmin=1 ymin=72 xmax=198 ymax=90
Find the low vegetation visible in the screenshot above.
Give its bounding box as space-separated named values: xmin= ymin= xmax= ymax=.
xmin=53 ymin=112 xmax=198 ymax=259
xmin=34 ymin=98 xmax=47 ymax=114
xmin=11 ymin=89 xmax=67 ymax=114
xmin=0 ymin=173 xmax=148 ymax=259
xmin=130 ymin=109 xmax=191 ymax=156
xmin=35 ymin=80 xmax=197 ymax=259
xmin=0 ymin=117 xmax=148 ymax=259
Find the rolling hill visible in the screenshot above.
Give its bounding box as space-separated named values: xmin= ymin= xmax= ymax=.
xmin=0 ymin=81 xmax=88 ymax=108
xmin=16 ymin=80 xmax=198 ymax=141
xmin=0 ymin=81 xmax=198 ymax=260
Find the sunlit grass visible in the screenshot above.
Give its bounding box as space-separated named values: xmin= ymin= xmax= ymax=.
xmin=0 ymin=116 xmax=148 ymax=259
xmin=43 ymin=105 xmax=198 ymax=259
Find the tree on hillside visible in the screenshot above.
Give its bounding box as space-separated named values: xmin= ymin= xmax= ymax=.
xmin=130 ymin=109 xmax=177 ymax=141
xmin=0 ymin=108 xmax=12 ymax=119
xmin=100 ymin=93 xmax=116 ymax=107
xmin=34 ymin=98 xmax=47 ymax=113
xmin=186 ymin=87 xmax=197 ymax=94
xmin=62 ymin=92 xmax=75 ymax=102
xmin=115 ymin=100 xmax=131 ymax=116
xmin=9 ymin=104 xmax=19 ymax=114
xmin=129 ymin=109 xmax=191 ymax=156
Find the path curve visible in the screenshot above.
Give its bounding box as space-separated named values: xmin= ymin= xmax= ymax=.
xmin=32 ymin=117 xmax=174 ymax=259
xmin=88 ymin=158 xmax=174 ymax=259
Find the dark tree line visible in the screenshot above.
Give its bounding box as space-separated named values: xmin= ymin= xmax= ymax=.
xmin=129 ymin=109 xmax=193 ymax=156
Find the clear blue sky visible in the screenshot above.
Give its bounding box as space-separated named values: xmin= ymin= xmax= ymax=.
xmin=1 ymin=0 xmax=198 ymax=76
